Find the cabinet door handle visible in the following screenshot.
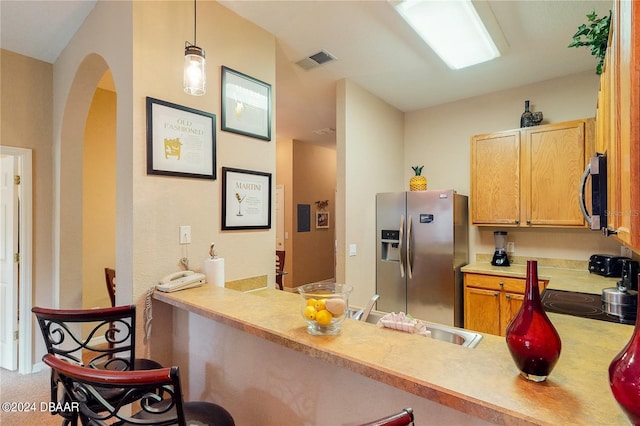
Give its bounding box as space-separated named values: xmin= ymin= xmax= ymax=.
xmin=514 ymin=220 xmax=520 ymax=224
xmin=526 ymin=220 xmax=531 ymax=225
xmin=505 ymin=294 xmax=511 ymax=300
xmin=493 ymin=292 xmax=499 ymax=297
xmin=499 ymin=281 xmax=504 ymax=287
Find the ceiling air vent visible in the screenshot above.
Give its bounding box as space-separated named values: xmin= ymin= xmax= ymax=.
xmin=295 ymin=50 xmax=337 ymax=70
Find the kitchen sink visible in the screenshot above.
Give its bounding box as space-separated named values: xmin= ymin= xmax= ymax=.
xmin=347 ymin=308 xmax=483 ymax=348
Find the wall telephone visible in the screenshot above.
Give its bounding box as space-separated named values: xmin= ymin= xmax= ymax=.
xmin=156 ymin=270 xmax=205 ymax=293
xmin=144 ymin=270 xmax=205 ymax=344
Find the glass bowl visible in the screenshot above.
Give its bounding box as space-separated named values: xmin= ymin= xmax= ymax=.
xmin=298 ymin=282 xmax=353 ymax=335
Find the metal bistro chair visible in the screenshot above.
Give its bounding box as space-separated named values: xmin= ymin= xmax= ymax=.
xmin=43 ymin=354 xmax=235 ymax=426
xmin=360 ymin=407 xmax=414 ymax=426
xmin=32 ymin=305 xmax=163 ymax=425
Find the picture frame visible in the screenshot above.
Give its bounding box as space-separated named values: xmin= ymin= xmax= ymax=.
xmin=222 ymin=167 xmax=272 ymax=230
xmin=221 ymin=66 xmax=272 ymax=141
xmin=146 ymin=97 xmax=216 ymax=179
xmin=316 ymin=212 xmax=330 ymax=229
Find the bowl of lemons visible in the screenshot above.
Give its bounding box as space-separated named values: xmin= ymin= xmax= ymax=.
xmin=298 ymin=282 xmax=353 ymax=335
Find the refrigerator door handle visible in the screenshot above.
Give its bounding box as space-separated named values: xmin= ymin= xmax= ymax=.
xmin=407 ymin=215 xmax=413 ymax=279
xmin=399 ymin=215 xmax=405 ymax=278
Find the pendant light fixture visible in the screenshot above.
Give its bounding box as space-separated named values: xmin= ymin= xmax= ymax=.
xmin=183 ymin=0 xmax=206 ymax=96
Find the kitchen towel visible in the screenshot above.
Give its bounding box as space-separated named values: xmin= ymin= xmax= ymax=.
xmin=204 ymin=257 xmax=225 ymax=287
xmin=377 ymin=312 xmax=432 ymax=337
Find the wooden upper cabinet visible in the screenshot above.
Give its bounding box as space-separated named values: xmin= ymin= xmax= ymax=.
xmin=524 ymin=120 xmax=590 ymax=226
xmin=471 ymin=131 xmax=520 ymax=224
xmin=600 ymin=0 xmax=640 ymax=251
xmin=471 ymin=119 xmax=594 ymax=228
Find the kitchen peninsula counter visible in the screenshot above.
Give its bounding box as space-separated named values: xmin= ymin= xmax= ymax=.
xmin=154 ymin=285 xmax=632 ymax=425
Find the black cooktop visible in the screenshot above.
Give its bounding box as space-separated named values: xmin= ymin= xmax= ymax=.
xmin=541 ymin=289 xmax=636 ymax=325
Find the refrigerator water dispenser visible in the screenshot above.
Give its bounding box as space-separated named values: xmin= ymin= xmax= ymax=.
xmin=381 ymin=230 xmax=401 ymax=262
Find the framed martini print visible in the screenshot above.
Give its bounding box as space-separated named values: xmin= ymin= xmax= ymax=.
xmin=221 ymin=66 xmax=272 ymax=141
xmin=222 ymin=167 xmax=272 ymax=230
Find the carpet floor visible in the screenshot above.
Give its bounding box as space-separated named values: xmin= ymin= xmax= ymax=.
xmin=0 ymin=367 xmax=62 ymax=425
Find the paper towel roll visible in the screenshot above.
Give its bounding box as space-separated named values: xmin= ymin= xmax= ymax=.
xmin=204 ymin=258 xmax=225 ymax=287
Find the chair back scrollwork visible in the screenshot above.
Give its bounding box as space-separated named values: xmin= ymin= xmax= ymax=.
xmin=44 ymin=354 xmax=187 ymax=426
xmin=33 ymin=305 xmax=137 ymax=370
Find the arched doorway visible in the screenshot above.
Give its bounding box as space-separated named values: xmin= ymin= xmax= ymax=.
xmin=57 ymin=54 xmax=115 ymax=310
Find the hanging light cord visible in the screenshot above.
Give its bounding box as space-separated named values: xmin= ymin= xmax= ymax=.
xmin=193 ymin=0 xmax=197 ymax=46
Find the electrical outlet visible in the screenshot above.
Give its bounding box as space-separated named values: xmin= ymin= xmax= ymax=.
xmin=506 ymin=242 xmax=515 ymax=253
xmin=179 ymin=225 xmax=191 ymax=244
xmin=621 ymin=246 xmax=633 ymax=258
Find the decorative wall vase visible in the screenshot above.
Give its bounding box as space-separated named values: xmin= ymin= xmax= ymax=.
xmin=409 ymin=165 xmax=427 ymax=191
xmin=609 ymin=281 xmax=640 ymax=424
xmin=505 ymin=260 xmax=562 ymax=382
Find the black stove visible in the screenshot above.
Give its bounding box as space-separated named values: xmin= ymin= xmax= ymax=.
xmin=541 ymin=289 xmax=636 ymax=325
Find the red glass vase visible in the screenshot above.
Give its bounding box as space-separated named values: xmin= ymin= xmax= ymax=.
xmin=609 ymin=283 xmax=640 ymax=424
xmin=505 ymin=260 xmax=562 ymax=382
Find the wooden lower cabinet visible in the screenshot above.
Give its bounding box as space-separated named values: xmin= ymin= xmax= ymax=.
xmin=464 ymin=287 xmax=501 ymax=335
xmin=464 ymin=273 xmax=547 ymax=336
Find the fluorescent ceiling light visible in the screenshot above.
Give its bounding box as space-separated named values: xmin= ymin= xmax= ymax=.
xmin=394 ymin=0 xmax=501 ymax=69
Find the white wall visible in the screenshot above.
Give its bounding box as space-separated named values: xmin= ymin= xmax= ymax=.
xmin=337 ymin=79 xmax=404 ymax=307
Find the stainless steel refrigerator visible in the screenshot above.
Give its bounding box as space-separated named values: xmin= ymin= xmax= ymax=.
xmin=376 ymin=190 xmax=468 ymax=327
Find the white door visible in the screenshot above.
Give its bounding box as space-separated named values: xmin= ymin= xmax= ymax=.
xmin=0 ymin=154 xmax=19 ymax=370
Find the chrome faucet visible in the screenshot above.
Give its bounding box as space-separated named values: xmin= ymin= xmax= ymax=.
xmin=361 ymin=294 xmax=380 ymax=322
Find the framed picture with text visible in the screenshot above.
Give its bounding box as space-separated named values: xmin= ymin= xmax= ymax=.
xmin=146 ymin=97 xmax=216 ymax=179
xmin=222 ymin=167 xmax=272 ymax=230
xmin=221 ymin=66 xmax=272 ymax=141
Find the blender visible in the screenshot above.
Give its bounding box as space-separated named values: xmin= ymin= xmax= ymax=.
xmin=491 ymin=231 xmax=510 ymax=266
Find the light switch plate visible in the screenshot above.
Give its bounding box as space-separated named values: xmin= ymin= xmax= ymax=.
xmin=349 ymin=244 xmax=357 ymax=256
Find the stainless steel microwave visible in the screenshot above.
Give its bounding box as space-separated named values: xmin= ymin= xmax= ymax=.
xmin=579 ymin=153 xmax=607 ymax=231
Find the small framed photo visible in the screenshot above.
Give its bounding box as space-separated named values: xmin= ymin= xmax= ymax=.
xmin=221 ymin=66 xmax=272 ymax=141
xmin=146 ymin=97 xmax=216 ymax=179
xmin=222 ymin=167 xmax=272 ymax=230
xmin=316 ymin=212 xmax=330 ymax=229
